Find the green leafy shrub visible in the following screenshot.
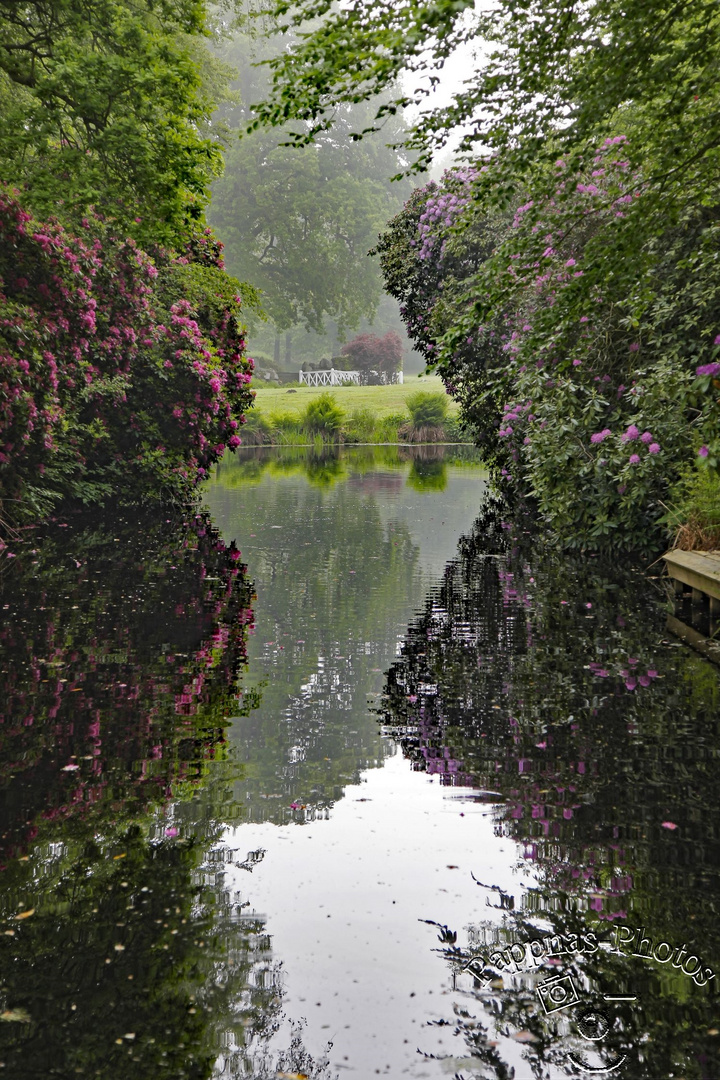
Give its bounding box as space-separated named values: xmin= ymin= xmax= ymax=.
xmin=400 ymin=392 xmax=448 ymax=442
xmin=302 ymin=393 xmax=345 ymax=436
xmin=406 ymin=391 xmax=449 ymax=426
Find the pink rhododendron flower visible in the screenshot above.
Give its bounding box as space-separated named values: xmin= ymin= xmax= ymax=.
xmin=629 ymin=453 xmax=641 ymax=464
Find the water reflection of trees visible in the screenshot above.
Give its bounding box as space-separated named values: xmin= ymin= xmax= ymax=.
xmin=214 ymin=443 xmax=480 ymax=490
xmin=380 ymin=498 xmax=720 ymax=1077
xmin=0 ymin=508 xmax=299 ymax=1078
xmin=0 ymin=508 xmax=254 ymax=860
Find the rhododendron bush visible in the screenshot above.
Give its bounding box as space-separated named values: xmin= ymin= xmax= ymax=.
xmin=0 ymin=189 xmax=257 ymax=525
xmin=376 ymin=143 xmax=720 ymax=550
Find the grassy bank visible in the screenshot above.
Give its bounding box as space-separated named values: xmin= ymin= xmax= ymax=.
xmin=252 ymin=374 xmax=458 ymax=418
xmin=243 ymin=375 xmax=469 ymax=445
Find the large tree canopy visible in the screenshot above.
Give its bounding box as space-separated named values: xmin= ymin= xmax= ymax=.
xmin=209 ymin=31 xmax=413 ymax=335
xmin=249 ymin=0 xmax=720 ymax=191
xmin=0 ymin=0 xmax=232 ymax=243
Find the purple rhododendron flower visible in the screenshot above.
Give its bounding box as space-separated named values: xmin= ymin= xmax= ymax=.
xmin=648 ymin=443 xmax=660 ymax=454
xmin=640 ymin=431 xmax=653 ymax=443
xmin=696 ymin=362 xmax=720 ymax=377
xmin=590 ymin=428 xmax=611 ymax=444
xmin=699 ymin=446 xmax=710 ymax=458
xmin=622 ymin=424 xmax=640 ymax=442
xmin=629 ymin=453 xmax=641 ymax=464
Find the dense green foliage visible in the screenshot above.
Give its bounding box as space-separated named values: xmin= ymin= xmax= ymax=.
xmin=0 ymin=2 xmax=272 ymax=524
xmin=0 ymin=0 xmax=231 ymax=244
xmin=376 ymin=156 xmax=720 ymax=548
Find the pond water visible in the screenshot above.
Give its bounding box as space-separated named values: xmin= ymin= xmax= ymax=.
xmin=0 ymin=445 xmax=718 ymax=1079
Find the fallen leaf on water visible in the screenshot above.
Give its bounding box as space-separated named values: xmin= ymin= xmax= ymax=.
xmin=661 ymin=821 xmax=678 ymax=830
xmin=276 ymin=1074 xmax=309 ymax=1079
xmin=1 ymin=1009 xmax=31 ymax=1023
xmin=14 ymin=909 xmax=34 ymax=920
xmin=114 ymin=943 xmax=125 ymax=951
xmin=113 ymin=853 xmax=127 ymax=860
xmin=512 ymin=1030 xmax=538 ymax=1043
xmin=61 ymin=764 xmax=79 ymax=771
xmin=446 ymin=864 xmax=459 ymax=869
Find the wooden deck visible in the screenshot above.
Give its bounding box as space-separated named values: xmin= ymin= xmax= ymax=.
xmin=663 ymin=549 xmax=720 ymax=603
xmin=663 ymin=549 xmax=720 ymax=663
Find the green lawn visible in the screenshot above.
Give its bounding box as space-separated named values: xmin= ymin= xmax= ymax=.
xmin=250 ymin=374 xmax=459 ymax=419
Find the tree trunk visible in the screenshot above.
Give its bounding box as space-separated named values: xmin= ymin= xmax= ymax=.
xmin=284 ymin=331 xmax=292 ymax=367
xmin=274 ymin=334 xmax=281 ymax=367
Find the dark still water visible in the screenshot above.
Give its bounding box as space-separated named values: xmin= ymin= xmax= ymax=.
xmin=0 ymin=444 xmax=718 ymax=1079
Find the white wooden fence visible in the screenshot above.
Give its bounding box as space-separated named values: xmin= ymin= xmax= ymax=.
xmin=298 ymin=369 xmax=403 ymax=386
xmin=299 ymin=369 xmax=361 ymax=386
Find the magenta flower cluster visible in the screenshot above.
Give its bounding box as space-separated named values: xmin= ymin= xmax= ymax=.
xmin=696 ymin=362 xmax=720 ymax=378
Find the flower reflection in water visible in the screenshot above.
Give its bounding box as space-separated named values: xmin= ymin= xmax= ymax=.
xmin=381 ymin=498 xmax=720 ymax=1078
